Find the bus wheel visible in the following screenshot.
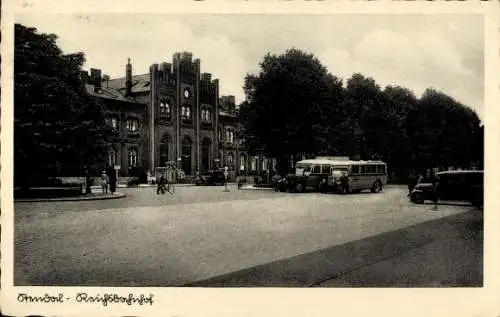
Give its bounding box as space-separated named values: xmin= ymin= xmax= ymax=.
xmin=296 ymin=183 xmax=305 ymax=193
xmin=371 ymin=181 xmax=382 ymax=193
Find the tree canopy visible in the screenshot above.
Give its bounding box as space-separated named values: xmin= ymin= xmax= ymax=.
xmin=240 ymin=48 xmax=483 ymax=178
xmin=240 ymin=48 xmax=344 ymax=174
xmin=14 ymin=23 xmax=111 ymax=187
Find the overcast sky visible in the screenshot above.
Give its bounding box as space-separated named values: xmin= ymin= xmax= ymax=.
xmin=16 ymin=13 xmax=484 ymax=118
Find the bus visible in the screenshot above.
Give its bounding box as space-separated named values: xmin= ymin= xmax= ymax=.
xmin=293 ymin=158 xmax=387 ymax=193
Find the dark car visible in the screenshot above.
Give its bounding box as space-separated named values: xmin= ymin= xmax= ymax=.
xmin=410 ymin=170 xmax=483 ymax=207
xmin=196 ymin=170 xmax=226 ymax=186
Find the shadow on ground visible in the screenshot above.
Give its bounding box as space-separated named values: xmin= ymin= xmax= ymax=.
xmin=185 ymin=208 xmax=483 ymax=287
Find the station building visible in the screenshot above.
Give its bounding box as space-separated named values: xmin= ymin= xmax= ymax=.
xmin=82 ymin=52 xmax=274 ymax=179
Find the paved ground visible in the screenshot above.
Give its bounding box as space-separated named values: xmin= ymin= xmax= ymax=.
xmin=14 ymin=185 xmax=482 ymax=287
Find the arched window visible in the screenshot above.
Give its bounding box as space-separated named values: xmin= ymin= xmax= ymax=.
xmin=262 ymin=158 xmax=268 ymax=171
xmin=251 ymin=156 xmax=257 ymax=171
xmin=181 ymin=136 xmax=192 ymax=175
xmin=128 ymin=148 xmax=138 ymax=167
xmin=240 ymin=154 xmax=246 ymax=171
xmin=159 ymin=134 xmax=171 ymax=167
xmin=112 ymin=118 xmax=118 ymax=129
xmin=126 ymin=118 xmax=139 ymax=132
xmin=201 ymin=108 xmax=212 ymax=122
xmin=160 ymin=101 xmax=171 ymax=117
xmin=227 ymin=153 xmax=234 ymax=165
xmin=108 ymin=148 xmax=117 ymax=167
xmin=182 ymin=105 xmax=191 ymax=120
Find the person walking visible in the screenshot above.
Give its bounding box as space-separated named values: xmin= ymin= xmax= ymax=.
xmin=157 ymin=173 xmax=166 ymax=195
xmin=431 ymin=174 xmax=440 ymax=211
xmin=101 ymin=171 xmax=109 ymax=195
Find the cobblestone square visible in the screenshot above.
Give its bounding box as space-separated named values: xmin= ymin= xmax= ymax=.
xmin=14 ymin=185 xmax=482 ymax=287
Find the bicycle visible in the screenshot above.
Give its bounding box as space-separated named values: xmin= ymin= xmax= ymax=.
xmin=164 ymin=182 xmax=175 ymax=195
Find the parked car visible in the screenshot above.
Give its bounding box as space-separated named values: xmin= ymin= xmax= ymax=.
xmin=410 ymin=170 xmax=483 ymax=207
xmin=277 ymin=174 xmax=300 ymax=192
xmin=196 ymin=170 xmax=226 ymax=186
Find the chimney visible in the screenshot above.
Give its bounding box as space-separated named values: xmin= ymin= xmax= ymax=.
xmin=126 ymin=58 xmax=132 ymax=96
xmin=228 ymin=95 xmax=236 ymax=113
xmin=90 ymin=68 xmax=102 ymax=91
xmin=102 ymin=74 xmax=110 ymax=88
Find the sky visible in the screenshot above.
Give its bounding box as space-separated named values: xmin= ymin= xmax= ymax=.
xmin=15 ymin=13 xmax=484 ymax=118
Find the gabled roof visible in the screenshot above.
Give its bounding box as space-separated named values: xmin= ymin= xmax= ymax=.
xmin=105 ymin=74 xmax=151 ymax=93
xmin=85 ymin=84 xmax=144 ymax=104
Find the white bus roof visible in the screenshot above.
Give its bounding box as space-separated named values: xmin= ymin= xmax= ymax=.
xmin=315 ymin=156 xmax=350 ymax=161
xmin=296 ymin=159 xmax=386 ymax=165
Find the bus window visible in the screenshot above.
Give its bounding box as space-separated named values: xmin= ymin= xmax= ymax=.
xmin=295 ymin=163 xmax=311 ymax=176
xmin=379 ymin=165 xmax=386 ymax=174
xmin=382 ymin=165 xmax=387 ymax=174
xmin=296 ymin=163 xmax=311 ymax=172
xmin=322 ymin=165 xmax=331 ymax=174
xmin=360 ymin=165 xmax=366 ymax=174
xmin=311 ymin=165 xmax=321 ymax=174
xmin=351 ymin=165 xmax=360 ymax=175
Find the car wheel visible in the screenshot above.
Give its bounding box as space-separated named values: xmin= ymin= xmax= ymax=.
xmin=411 ymin=192 xmax=424 ymax=204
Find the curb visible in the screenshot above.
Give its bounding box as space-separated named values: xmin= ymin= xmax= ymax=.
xmin=89 ymin=184 xmax=197 ymax=189
xmin=238 ymin=186 xmax=275 ymax=191
xmin=15 ymin=192 xmax=126 ymax=203
xmin=116 ymin=183 xmax=238 ymax=188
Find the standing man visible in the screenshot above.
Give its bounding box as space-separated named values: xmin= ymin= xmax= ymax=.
xmin=431 ymin=173 xmax=439 ymax=211
xmin=223 ymin=165 xmax=229 ymax=192
xmin=101 ymin=170 xmax=109 ymax=195
xmin=157 ymin=172 xmax=165 ymax=195
xmin=108 ymin=166 xmax=117 ymax=194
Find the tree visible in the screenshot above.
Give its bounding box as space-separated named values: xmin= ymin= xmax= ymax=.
xmin=381 ymin=85 xmax=418 ymax=174
xmin=405 ymin=88 xmax=482 ymax=171
xmin=14 ymin=24 xmax=111 ymax=188
xmin=339 ymin=74 xmax=386 ymax=160
xmin=240 ymin=48 xmax=344 ymax=175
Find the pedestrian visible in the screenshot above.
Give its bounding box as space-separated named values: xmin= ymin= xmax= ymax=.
xmin=101 ymin=171 xmax=109 ymax=195
xmin=271 ymin=174 xmax=282 ymax=192
xmin=340 ymin=173 xmax=349 ymax=194
xmin=431 ymin=174 xmax=439 ymax=211
xmin=157 ymin=173 xmax=166 ymax=195
xmin=108 ymin=167 xmax=117 ymax=194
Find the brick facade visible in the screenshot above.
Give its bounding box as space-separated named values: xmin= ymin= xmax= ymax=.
xmin=84 ymin=52 xmax=272 ymax=178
